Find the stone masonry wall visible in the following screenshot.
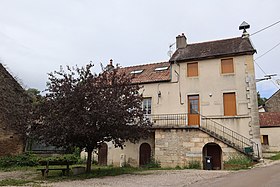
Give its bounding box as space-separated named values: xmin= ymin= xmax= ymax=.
xmin=155 ymin=128 xmax=242 ymax=168
xmin=0 ymin=128 xmax=24 ymax=157
xmin=266 ymin=90 xmax=280 ymax=112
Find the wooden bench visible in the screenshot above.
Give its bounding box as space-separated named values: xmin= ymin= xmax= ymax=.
xmin=37 ymin=160 xmax=73 ymax=177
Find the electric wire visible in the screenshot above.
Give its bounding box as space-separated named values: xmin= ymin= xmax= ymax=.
xmin=254 ymin=41 xmax=280 ymax=89
xmin=250 ymin=20 xmax=280 ymax=36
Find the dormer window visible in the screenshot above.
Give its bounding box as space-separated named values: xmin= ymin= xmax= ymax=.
xmin=131 ymin=70 xmax=144 ymax=74
xmin=155 ymin=66 xmax=169 ymax=71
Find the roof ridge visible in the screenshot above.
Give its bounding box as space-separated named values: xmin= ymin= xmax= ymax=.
xmin=265 ymin=89 xmax=280 ymax=103
xmin=187 ymin=36 xmax=242 ymax=46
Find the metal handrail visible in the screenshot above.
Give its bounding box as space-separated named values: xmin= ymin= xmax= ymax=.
xmin=199 ymin=114 xmax=259 ymax=158
xmin=145 ymin=113 xmax=259 ymax=158
xmin=145 ymin=113 xmax=187 ymax=127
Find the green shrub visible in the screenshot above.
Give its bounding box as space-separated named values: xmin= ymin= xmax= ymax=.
xmin=175 ymin=165 xmax=181 ymax=169
xmin=269 ymin=152 xmax=280 ymax=160
xmin=0 ymin=152 xmax=81 ymax=168
xmin=39 ymin=154 xmax=79 ymax=163
xmin=142 ymin=157 xmax=161 ymax=168
xmin=224 ymin=154 xmax=253 ymax=170
xmin=185 ymin=160 xmax=201 ymax=169
xmin=0 ymin=152 xmax=39 ymax=168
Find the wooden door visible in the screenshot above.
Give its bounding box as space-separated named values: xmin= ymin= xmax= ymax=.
xmin=98 ymin=143 xmax=108 ymax=166
xmin=188 ymin=95 xmax=200 ymax=126
xmin=204 ymin=143 xmax=222 ymax=170
xmin=139 ymin=143 xmax=151 ymax=166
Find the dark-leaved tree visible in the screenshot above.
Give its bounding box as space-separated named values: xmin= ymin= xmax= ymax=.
xmin=32 ymin=64 xmax=151 ymax=172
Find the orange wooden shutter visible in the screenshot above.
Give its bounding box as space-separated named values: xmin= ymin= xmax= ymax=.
xmin=221 ymin=58 xmax=234 ymax=74
xmin=187 ymin=62 xmax=198 ymax=77
xmin=223 ymin=93 xmax=236 ymax=116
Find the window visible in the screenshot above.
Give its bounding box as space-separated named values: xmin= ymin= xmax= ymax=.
xmin=131 ymin=70 xmax=144 ymax=74
xmin=187 ymin=62 xmax=198 ymax=77
xmin=189 ymin=95 xmax=199 ymax=114
xmin=142 ymin=98 xmax=151 ymax=115
xmin=261 ymin=135 xmax=269 ymax=145
xmin=155 ymin=66 xmax=169 ymax=71
xmin=221 ymin=58 xmax=234 ymax=74
xmin=223 ymin=93 xmax=236 ymax=116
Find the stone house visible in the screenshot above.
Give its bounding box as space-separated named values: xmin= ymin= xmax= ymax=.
xmin=259 ymin=112 xmax=280 ymax=152
xmin=259 ymin=89 xmax=280 ymax=152
xmin=96 ymin=31 xmax=261 ymax=169
xmin=0 ymin=63 xmax=30 ymax=156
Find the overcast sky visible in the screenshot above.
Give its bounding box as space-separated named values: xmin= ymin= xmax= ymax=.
xmin=0 ymin=0 xmax=279 ymax=98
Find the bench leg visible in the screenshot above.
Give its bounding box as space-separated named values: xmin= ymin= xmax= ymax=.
xmin=41 ymin=170 xmax=44 ymax=177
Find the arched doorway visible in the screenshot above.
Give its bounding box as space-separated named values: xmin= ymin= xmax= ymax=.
xmin=98 ymin=143 xmax=108 ymax=166
xmin=203 ymin=143 xmax=222 ymax=170
xmin=139 ymin=143 xmax=151 ymax=166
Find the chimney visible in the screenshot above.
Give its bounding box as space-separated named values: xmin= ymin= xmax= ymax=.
xmin=106 ymin=59 xmax=114 ymax=71
xmin=176 ymin=33 xmax=187 ymax=49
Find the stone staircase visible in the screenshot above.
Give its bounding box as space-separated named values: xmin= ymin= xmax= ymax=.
xmin=199 ymin=116 xmax=260 ymax=160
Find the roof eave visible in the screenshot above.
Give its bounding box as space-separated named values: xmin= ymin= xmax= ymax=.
xmin=131 ymin=79 xmax=171 ymax=85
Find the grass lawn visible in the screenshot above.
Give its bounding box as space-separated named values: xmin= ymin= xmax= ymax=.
xmin=0 ymin=165 xmax=155 ymax=186
xmin=269 ymin=152 xmax=280 ymax=160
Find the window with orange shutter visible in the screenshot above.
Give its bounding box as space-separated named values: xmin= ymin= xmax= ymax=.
xmin=221 ymin=58 xmax=234 ymax=74
xmin=223 ymin=93 xmax=237 ymax=116
xmin=187 ymin=62 xmax=198 ymax=77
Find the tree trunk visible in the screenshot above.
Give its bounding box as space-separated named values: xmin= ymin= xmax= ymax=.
xmin=86 ymin=148 xmax=93 ymax=173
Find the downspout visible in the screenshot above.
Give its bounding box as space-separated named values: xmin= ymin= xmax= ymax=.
xmin=176 ymin=62 xmax=184 ymax=105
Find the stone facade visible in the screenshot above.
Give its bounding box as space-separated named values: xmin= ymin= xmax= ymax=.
xmin=97 ymin=33 xmax=261 ymax=169
xmin=0 ymin=129 xmax=24 ymax=156
xmin=265 ymin=89 xmax=280 ymax=112
xmin=0 ymin=64 xmax=28 ymax=157
xmin=155 ymin=128 xmax=241 ymax=168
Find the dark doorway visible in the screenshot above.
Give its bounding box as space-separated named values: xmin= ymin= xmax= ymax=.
xmin=139 ymin=143 xmax=151 ymax=166
xmin=203 ymin=143 xmax=222 ymax=170
xmin=98 ymin=143 xmax=108 ymax=166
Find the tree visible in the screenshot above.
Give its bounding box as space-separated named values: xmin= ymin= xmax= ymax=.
xmin=32 ymin=64 xmax=151 ymax=172
xmin=257 ymin=91 xmax=267 ymax=106
xmin=26 ymin=88 xmax=42 ymax=106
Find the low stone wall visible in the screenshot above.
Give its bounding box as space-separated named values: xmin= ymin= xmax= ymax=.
xmin=155 ymin=128 xmax=242 ymax=168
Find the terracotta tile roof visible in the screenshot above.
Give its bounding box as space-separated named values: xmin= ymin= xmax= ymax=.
xmin=259 ymin=112 xmax=280 ymax=127
xmin=119 ymin=62 xmax=171 ymax=84
xmin=170 ymin=37 xmax=256 ymax=62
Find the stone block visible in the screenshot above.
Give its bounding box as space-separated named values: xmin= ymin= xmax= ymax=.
xmin=191 ymin=137 xmax=202 ymax=143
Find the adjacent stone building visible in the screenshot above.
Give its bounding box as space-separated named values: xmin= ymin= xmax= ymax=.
xmin=259 ymin=112 xmax=280 ymax=152
xmin=265 ymin=89 xmax=280 ymax=112
xmin=259 ymin=89 xmax=280 ymax=152
xmin=0 ymin=64 xmax=30 ymax=156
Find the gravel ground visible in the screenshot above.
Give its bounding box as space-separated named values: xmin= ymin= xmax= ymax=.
xmin=1 ymin=159 xmax=279 ymax=187
xmin=46 ymin=170 xmax=232 ymax=187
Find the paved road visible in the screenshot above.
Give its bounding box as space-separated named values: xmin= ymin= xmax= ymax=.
xmin=190 ymin=163 xmax=280 ymax=187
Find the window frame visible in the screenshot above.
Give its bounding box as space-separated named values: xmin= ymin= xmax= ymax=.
xmin=142 ymin=98 xmax=152 ymax=115
xmin=261 ymin=135 xmax=269 ymax=145
xmin=187 ymin=62 xmax=198 ymax=77
xmin=221 ymin=58 xmax=234 ymax=74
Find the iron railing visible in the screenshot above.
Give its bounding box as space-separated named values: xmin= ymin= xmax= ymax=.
xmin=145 ymin=113 xmax=259 ymax=158
xmin=145 ymin=113 xmax=187 ymax=128
xmin=200 ymin=115 xmax=259 ymax=158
